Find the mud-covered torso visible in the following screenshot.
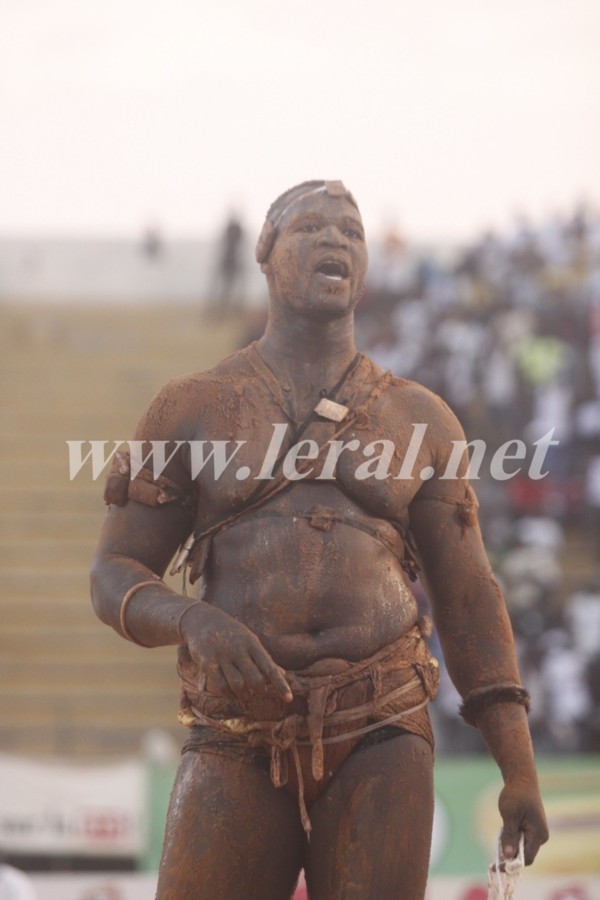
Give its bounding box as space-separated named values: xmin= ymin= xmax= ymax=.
xmin=166 ymin=345 xmax=437 ymax=667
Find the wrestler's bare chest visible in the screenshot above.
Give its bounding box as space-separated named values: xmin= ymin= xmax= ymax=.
xmin=187 ymin=383 xmax=431 ymax=529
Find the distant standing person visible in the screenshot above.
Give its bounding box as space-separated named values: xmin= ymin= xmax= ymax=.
xmin=212 ymin=213 xmax=246 ymax=315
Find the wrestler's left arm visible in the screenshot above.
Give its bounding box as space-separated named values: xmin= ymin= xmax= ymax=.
xmin=407 ymin=399 xmax=549 ymax=865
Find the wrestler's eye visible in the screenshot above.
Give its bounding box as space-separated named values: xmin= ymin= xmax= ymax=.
xmin=297 ymin=223 xmax=320 ymax=233
xmin=341 ymin=223 xmax=364 ymax=239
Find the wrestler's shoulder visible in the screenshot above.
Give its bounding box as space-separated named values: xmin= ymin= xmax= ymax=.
xmin=149 ymin=346 xmax=256 ymax=405
xmin=135 ymin=347 xmax=255 ymax=436
xmin=363 ymin=355 xmax=454 ymax=417
xmin=365 ymin=359 xmax=462 ymax=429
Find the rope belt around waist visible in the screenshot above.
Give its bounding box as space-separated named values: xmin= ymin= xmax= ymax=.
xmin=178 ymin=620 xmax=439 ymax=833
xmin=185 ymin=674 xmax=429 ymax=835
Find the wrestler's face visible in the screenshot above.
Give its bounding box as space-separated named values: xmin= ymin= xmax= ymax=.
xmin=262 ymin=192 xmax=368 ymax=318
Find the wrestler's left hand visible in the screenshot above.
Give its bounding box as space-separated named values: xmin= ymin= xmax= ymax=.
xmin=498 ymin=779 xmax=549 ymax=865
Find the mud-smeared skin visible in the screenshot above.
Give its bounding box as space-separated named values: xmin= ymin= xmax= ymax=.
xmin=90 ymin=183 xmax=548 ymax=899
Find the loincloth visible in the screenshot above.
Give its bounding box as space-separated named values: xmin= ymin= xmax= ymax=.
xmin=177 ymin=618 xmax=439 ymax=833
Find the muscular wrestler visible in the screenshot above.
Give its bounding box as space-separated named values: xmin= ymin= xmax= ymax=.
xmin=90 ymin=181 xmax=548 ymax=899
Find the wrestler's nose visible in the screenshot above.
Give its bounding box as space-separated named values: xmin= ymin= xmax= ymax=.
xmin=318 ymin=224 xmax=348 ymax=248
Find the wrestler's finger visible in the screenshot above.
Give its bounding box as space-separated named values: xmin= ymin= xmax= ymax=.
xmin=523 ymin=833 xmax=541 ymax=866
xmin=500 ymin=822 xmax=520 ymax=861
xmin=221 ymin=662 xmax=248 ymax=700
xmin=234 ymin=656 xmax=270 ymax=692
xmin=522 ymin=819 xmax=548 ymax=865
xmin=203 ymin=667 xmax=230 ymax=697
xmin=251 ymin=649 xmax=292 ymax=701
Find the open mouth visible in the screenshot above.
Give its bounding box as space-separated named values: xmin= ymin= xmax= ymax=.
xmin=315 ymin=259 xmax=349 ymax=281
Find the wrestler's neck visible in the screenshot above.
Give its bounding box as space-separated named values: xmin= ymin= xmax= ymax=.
xmin=258 ymin=311 xmax=357 ymax=384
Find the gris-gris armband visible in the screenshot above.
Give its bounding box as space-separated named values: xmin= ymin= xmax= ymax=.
xmin=104 ymin=450 xmax=196 ymax=513
xmin=459 ymin=683 xmax=531 ymax=727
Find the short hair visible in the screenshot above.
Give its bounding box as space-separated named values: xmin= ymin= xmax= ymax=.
xmin=255 ymin=180 xmax=359 ymax=264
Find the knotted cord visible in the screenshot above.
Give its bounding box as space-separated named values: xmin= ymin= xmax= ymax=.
xmin=487 ymin=832 xmax=525 ymax=900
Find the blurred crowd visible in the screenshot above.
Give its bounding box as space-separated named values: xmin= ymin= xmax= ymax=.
xmin=357 ymin=204 xmax=600 ymax=754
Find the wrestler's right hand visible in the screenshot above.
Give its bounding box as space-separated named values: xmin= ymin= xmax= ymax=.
xmin=178 ymin=601 xmax=293 ymax=703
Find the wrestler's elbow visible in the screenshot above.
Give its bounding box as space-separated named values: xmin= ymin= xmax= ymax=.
xmin=89 ymin=553 xmax=115 ymax=627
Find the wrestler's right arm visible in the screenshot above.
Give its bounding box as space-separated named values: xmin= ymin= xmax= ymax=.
xmin=89 ymin=381 xmax=292 ymax=703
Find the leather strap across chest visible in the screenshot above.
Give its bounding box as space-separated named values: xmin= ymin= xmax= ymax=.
xmin=171 ymin=363 xmax=398 ymax=579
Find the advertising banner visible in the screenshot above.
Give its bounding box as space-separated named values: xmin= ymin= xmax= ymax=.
xmin=0 ymin=753 xmax=146 ymax=857
xmin=26 ymin=873 xmax=600 ymax=899
xmin=430 ymin=757 xmax=600 ymax=877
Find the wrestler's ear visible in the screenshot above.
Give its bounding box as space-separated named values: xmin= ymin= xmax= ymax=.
xmin=256 ymin=220 xmax=276 ymax=271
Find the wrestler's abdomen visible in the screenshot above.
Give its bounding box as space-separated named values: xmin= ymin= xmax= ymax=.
xmin=202 ymin=483 xmax=419 ymax=668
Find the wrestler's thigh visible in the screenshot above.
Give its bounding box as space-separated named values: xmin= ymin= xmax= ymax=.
xmin=305 ymin=733 xmax=434 ymax=900
xmin=156 ymin=749 xmax=305 ymax=900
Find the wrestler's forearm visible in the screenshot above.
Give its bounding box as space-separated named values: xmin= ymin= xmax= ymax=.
xmin=477 ymin=702 xmax=548 ymax=864
xmin=436 ymin=589 xmax=547 ymax=855
xmin=90 ymin=554 xmax=198 ymax=647
xmin=475 ymin=703 xmax=538 ymax=783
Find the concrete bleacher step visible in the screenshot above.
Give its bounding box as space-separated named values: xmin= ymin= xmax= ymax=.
xmin=0 ymin=726 xmax=181 ymax=757
xmin=0 ymin=512 xmax=105 ymax=541
xmin=0 ymin=303 xmax=239 ymax=756
xmin=0 ymin=692 xmax=181 ymax=741
xmin=0 ymin=659 xmax=178 ymax=695
xmin=0 ymin=540 xmax=98 ymax=569
xmin=1 ymin=488 xmax=102 ymax=514
xmin=0 ymin=624 xmax=169 ymax=662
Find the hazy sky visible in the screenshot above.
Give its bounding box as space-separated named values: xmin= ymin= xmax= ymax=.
xmin=1 ymin=0 xmax=599 ymax=243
